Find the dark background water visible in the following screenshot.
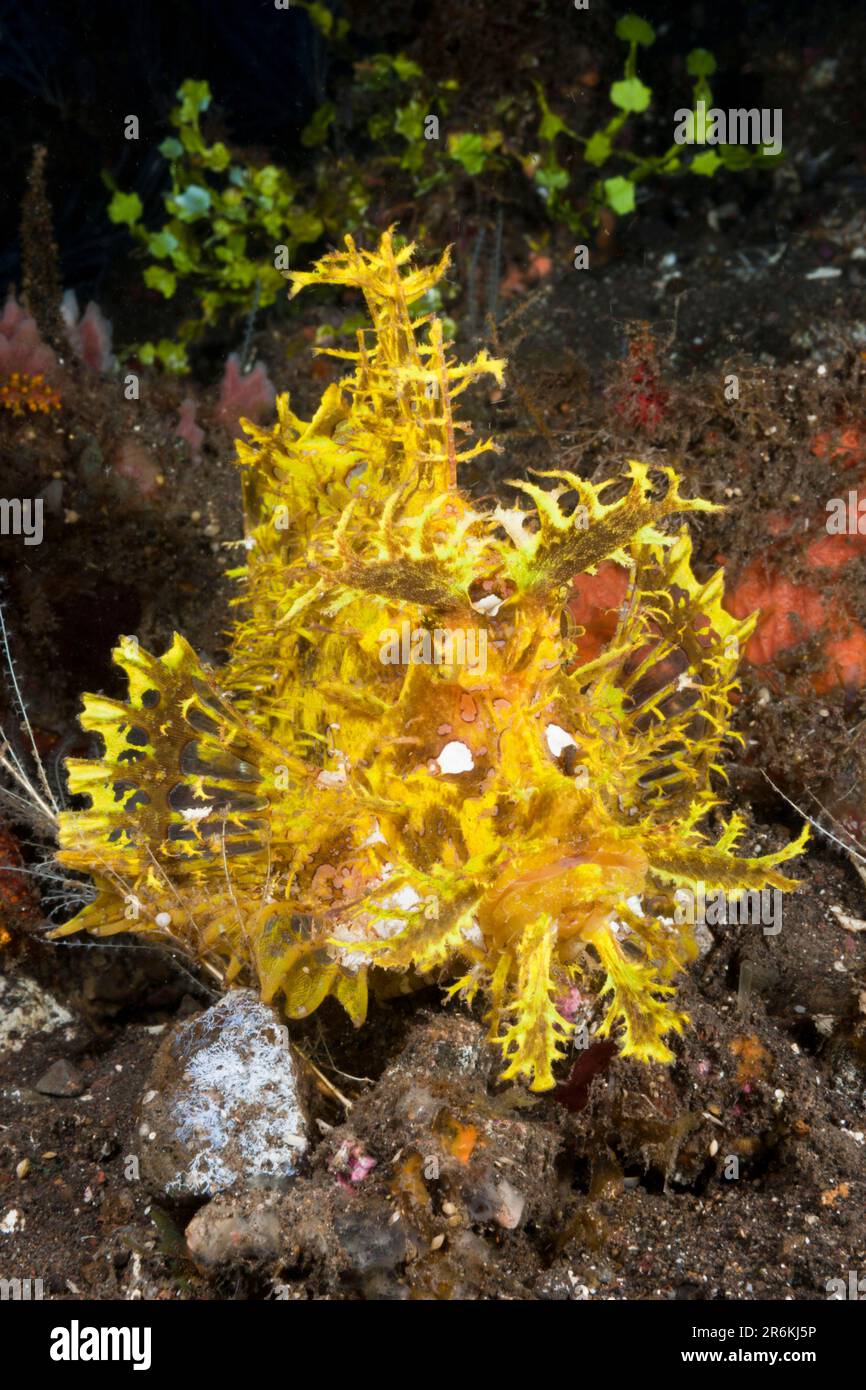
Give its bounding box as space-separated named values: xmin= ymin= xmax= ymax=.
xmin=0 ymin=0 xmax=858 ymax=299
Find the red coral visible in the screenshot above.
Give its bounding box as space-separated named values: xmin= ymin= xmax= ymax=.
xmin=810 ymin=424 xmax=865 ymax=469
xmin=727 ymin=560 xmax=866 ymax=694
xmin=722 ymin=418 xmax=866 ymax=694
xmin=727 ymin=567 xmax=827 ymax=666
xmin=806 ymin=525 xmax=866 ymax=573
xmin=0 ymin=821 xmax=39 ymax=936
xmin=566 ymin=561 xmax=629 ymax=663
xmin=609 ymin=323 xmax=669 ymax=433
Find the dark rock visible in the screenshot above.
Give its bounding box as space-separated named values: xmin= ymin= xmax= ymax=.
xmin=334 ymin=1206 xmax=407 ymax=1274
xmin=35 ymin=1059 xmax=85 ymax=1097
xmin=460 ymin=1170 xmax=526 ymax=1229
xmin=185 ymin=1191 xmax=282 ymax=1269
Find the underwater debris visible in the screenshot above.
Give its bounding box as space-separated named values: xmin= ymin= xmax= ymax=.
xmin=52 ymin=231 xmax=807 ymax=1091
xmin=19 ymin=145 xmax=65 ymax=354
xmin=15 ymin=147 xmax=113 ymax=374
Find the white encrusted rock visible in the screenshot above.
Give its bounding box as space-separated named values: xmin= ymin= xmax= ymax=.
xmin=0 ymin=972 xmax=74 ymax=1055
xmin=137 ymin=990 xmax=310 ymax=1203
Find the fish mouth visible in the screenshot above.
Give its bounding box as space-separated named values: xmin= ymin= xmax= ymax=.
xmin=478 ymin=844 xmax=648 ymax=946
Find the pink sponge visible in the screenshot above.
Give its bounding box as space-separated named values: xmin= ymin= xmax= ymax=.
xmin=175 ymin=396 xmax=205 ymax=457
xmin=0 ymin=289 xmax=115 ymax=379
xmin=0 ymin=291 xmax=61 ymax=379
xmin=61 ymin=290 xmax=115 ymax=372
xmin=216 ymin=353 xmax=276 ymax=437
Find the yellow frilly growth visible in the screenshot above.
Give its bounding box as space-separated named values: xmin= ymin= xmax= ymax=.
xmin=53 ymin=230 xmax=807 ymax=1089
